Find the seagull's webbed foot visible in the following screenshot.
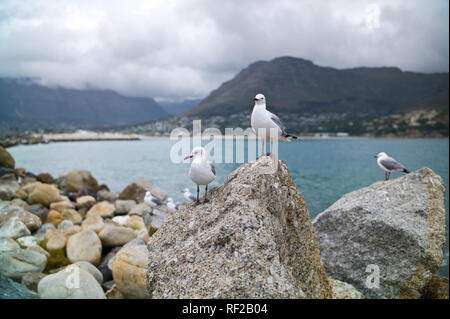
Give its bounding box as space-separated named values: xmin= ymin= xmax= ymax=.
xmin=266 ymin=152 xmax=272 ymax=156
xmin=203 ymin=199 xmax=210 ymax=203
xmin=193 ymin=200 xmax=201 ymax=206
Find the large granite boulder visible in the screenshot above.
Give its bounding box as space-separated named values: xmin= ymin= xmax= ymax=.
xmin=146 ymin=156 xmax=332 ymax=299
xmin=312 ymin=167 xmax=446 ymax=299
xmin=0 ymin=174 xmax=20 ymax=200
xmin=0 ymin=274 xmax=38 ymax=299
xmin=119 ymin=178 xmax=167 ymax=203
xmin=57 ymin=169 xmax=99 ymax=194
xmin=0 ymin=203 xmax=42 ymax=232
xmin=0 ymin=248 xmax=47 ymax=279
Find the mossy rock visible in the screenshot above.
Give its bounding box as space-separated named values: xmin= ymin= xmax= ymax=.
xmin=38 ymin=241 xmax=71 ymax=273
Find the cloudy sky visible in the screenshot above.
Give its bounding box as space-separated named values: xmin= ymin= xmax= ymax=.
xmin=0 ymin=0 xmax=448 ymax=101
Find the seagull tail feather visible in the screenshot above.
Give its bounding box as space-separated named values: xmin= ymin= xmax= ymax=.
xmin=403 ymin=169 xmax=410 ymax=173
xmin=283 ymin=133 xmax=299 ymax=141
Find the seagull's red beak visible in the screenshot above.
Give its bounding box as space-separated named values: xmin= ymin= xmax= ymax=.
xmin=253 ymin=98 xmax=258 ymax=101
xmin=184 ymin=154 xmax=193 ymax=160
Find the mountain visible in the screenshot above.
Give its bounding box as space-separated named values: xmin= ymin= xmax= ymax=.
xmin=186 ymin=57 xmax=449 ymax=117
xmin=0 ymin=78 xmax=169 ymax=129
xmin=158 ymin=99 xmax=202 ymax=115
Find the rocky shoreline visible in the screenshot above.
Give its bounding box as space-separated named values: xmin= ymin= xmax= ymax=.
xmin=1 ymin=145 xmax=448 ymax=299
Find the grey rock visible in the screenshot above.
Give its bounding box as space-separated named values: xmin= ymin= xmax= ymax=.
xmin=128 ymin=203 xmax=152 ymax=216
xmin=114 ymin=199 xmax=137 ymax=215
xmin=74 ymin=261 xmax=103 ymax=285
xmin=0 ymin=274 xmax=38 ymax=299
xmin=0 ymin=248 xmax=47 ymax=279
xmin=119 ymin=178 xmax=167 ymax=203
xmin=313 ymin=167 xmax=446 ymax=299
xmin=38 ymin=223 xmax=56 ymax=234
xmin=58 ymin=220 xmax=74 ymax=230
xmin=98 ymin=224 xmax=136 ymax=248
xmin=0 ymin=237 xmax=20 ymax=252
xmin=0 ymin=219 xmax=31 ymax=239
xmin=142 ymin=208 xmax=170 ymax=235
xmin=28 ymin=204 xmax=49 ymax=223
xmin=0 ymin=173 xmax=19 ymax=201
xmin=21 ymin=272 xmax=46 ymax=292
xmin=123 ymin=238 xmax=146 ymax=248
xmin=330 ymin=278 xmax=365 ymax=299
xmin=0 ymin=204 xmax=42 ymax=232
xmin=38 ymin=264 xmax=106 ymax=299
xmin=98 ymin=247 xmax=121 ymax=283
xmin=146 ymin=156 xmax=332 ymax=299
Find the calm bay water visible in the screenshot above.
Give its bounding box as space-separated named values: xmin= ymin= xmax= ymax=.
xmin=8 ymin=138 xmax=449 ymax=276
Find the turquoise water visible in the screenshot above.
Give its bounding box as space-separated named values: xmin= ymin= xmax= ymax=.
xmin=8 ymin=138 xmax=449 ymax=276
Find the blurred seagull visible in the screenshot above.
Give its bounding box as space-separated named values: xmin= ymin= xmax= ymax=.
xmin=251 ymin=93 xmax=298 ymax=158
xmin=166 ymin=197 xmax=177 ymax=213
xmin=374 ymin=152 xmax=410 ymax=181
xmin=144 ymin=191 xmax=162 ymax=208
xmin=183 ymin=188 xmax=197 ymax=202
xmin=184 ymin=146 xmax=216 ymax=205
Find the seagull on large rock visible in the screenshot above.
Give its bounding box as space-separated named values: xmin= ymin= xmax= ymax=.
xmin=144 ymin=191 xmax=162 ymax=208
xmin=184 ymin=146 xmax=216 ymax=205
xmin=374 ymin=152 xmax=410 ymax=181
xmin=251 ymin=93 xmax=298 ymax=158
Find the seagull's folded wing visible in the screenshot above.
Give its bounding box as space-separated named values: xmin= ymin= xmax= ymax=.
xmin=268 ymin=111 xmax=287 ymax=134
xmin=380 ymin=157 xmax=406 ymax=170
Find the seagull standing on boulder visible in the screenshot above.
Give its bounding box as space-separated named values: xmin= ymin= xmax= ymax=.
xmin=184 ymin=146 xmax=216 ymax=205
xmin=374 ymin=152 xmax=410 ymax=181
xmin=144 ymin=191 xmax=162 ymax=208
xmin=251 ymin=93 xmax=298 ymax=158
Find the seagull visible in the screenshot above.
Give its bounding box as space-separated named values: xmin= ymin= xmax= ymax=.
xmin=251 ymin=93 xmax=298 ymax=158
xmin=166 ymin=197 xmax=177 ymax=213
xmin=374 ymin=152 xmax=410 ymax=181
xmin=183 ymin=188 xmax=197 ymax=202
xmin=144 ymin=191 xmax=162 ymax=208
xmin=184 ymin=146 xmax=216 ymax=205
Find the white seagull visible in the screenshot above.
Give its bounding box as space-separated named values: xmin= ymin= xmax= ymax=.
xmin=183 ymin=188 xmax=197 ymax=202
xmin=166 ymin=197 xmax=177 ymax=213
xmin=251 ymin=93 xmax=298 ymax=158
xmin=184 ymin=146 xmax=216 ymax=205
xmin=374 ymin=152 xmax=410 ymax=181
xmin=144 ymin=191 xmax=162 ymax=208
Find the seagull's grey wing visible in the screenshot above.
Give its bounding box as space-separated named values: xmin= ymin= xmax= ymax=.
xmin=152 ymin=198 xmax=162 ymax=206
xmin=380 ymin=157 xmax=406 ymax=171
xmin=268 ymin=110 xmax=286 ymax=134
xmin=209 ymin=162 xmax=216 ymax=176
xmin=189 ymin=194 xmax=196 ymax=202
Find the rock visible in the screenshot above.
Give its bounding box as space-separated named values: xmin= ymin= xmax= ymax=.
xmin=0 ymin=146 xmax=15 ymax=169
xmin=28 ymin=204 xmax=49 ymax=223
xmin=38 ymin=223 xmax=55 ymax=234
xmin=98 ymin=184 xmax=110 ymax=192
xmin=106 ymin=284 xmax=124 ymax=299
xmin=81 ymin=216 xmax=105 ymax=233
xmin=75 ymin=195 xmax=96 ymax=210
xmin=97 ymin=190 xmax=119 ymax=202
xmin=0 ymin=219 xmax=31 ymax=239
xmin=46 ymin=231 xmax=67 ymax=251
xmin=136 ymin=229 xmax=150 ymax=243
xmin=0 ymin=167 xmax=17 ymax=179
xmin=37 ymin=173 xmax=55 ymax=184
xmin=0 ymin=204 xmax=42 ymax=231
xmin=0 ymin=237 xmax=20 ymax=252
xmin=61 ymin=225 xmax=82 ymax=238
xmin=312 ymin=167 xmax=446 ymax=299
xmin=57 ymin=219 xmax=74 ymax=230
xmin=112 ymin=244 xmax=149 ymax=299
xmin=123 ymin=238 xmax=146 ymax=247
xmin=28 ymin=184 xmax=62 ymax=207
xmin=45 ymin=210 xmax=64 ymax=227
xmin=112 ymin=215 xmax=129 ymax=226
xmin=99 ymin=247 xmax=121 ymax=283
xmin=86 ymin=201 xmax=115 ymax=218
xmin=330 ymin=279 xmax=365 ymax=299
xmin=0 ymin=173 xmax=20 ymax=200
xmin=49 ymin=200 xmax=74 ymax=213
xmin=38 ymin=264 xmax=106 ymax=299
xmin=146 ymin=157 xmax=332 ymax=299
xmin=61 ymin=209 xmax=82 ymax=225
xmin=21 ymin=272 xmax=46 ymax=292
xmin=26 ymin=245 xmax=50 ymax=258
xmin=128 ymin=202 xmax=152 ymax=216
xmin=98 ymin=224 xmax=137 ymax=248
xmin=102 ymin=279 xmax=115 ymax=291
xmin=0 ymin=248 xmax=47 ymax=279
xmin=0 ymin=274 xmax=38 ymax=299
xmin=16 ymin=236 xmax=39 ymax=248
xmin=20 ymin=181 xmax=42 ymax=197
xmin=115 ymin=199 xmax=137 ymax=215
xmin=421 ymin=275 xmax=449 ymax=299
xmin=119 ymin=178 xmax=167 ymax=203
xmin=126 ymin=215 xmax=146 ymax=231
xmin=7 ymin=198 xmax=29 ymax=211
xmin=58 ymin=169 xmax=99 ymax=194
xmin=143 ymin=208 xmax=170 ymax=236
xmin=66 ymin=230 xmax=102 ymax=266
xmin=74 ymin=261 xmax=103 ymax=285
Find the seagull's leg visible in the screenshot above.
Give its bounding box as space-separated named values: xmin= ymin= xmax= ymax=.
xmin=258 ymin=138 xmax=265 ymax=159
xmin=267 ymin=139 xmax=273 ymax=156
xmin=204 ymin=185 xmax=210 ymax=203
xmin=194 ymin=184 xmax=200 ymax=206
xmin=385 ymin=172 xmax=388 ymax=181
xmin=387 ymin=172 xmax=390 ymax=180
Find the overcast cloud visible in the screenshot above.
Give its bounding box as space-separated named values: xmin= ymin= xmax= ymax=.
xmin=0 ymin=0 xmax=448 ymax=101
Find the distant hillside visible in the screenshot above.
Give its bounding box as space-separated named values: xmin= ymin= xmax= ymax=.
xmin=159 ymin=99 xmax=202 ymax=115
xmin=0 ymin=78 xmax=169 ymax=129
xmin=186 ymin=57 xmax=449 ymax=117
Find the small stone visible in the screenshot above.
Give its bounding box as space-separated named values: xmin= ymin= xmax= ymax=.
xmin=57 ymin=219 xmax=74 ymax=230
xmin=49 ymin=200 xmax=74 ymax=213
xmin=86 ymin=201 xmax=115 ymax=218
xmin=81 ymin=216 xmax=105 ymax=233
xmin=76 ymin=195 xmax=96 ymax=210
xmin=46 ymin=231 xmax=67 ymax=251
xmin=0 ymin=219 xmax=31 ymax=239
xmin=21 ymin=272 xmax=46 ymax=292
xmin=28 ymin=204 xmax=49 ymax=223
xmin=66 ymin=230 xmax=102 ymax=266
xmin=126 ymin=215 xmax=146 ymax=231
xmin=61 ymin=209 xmax=82 ymax=225
xmin=74 ymin=261 xmax=103 ymax=285
xmin=37 ymin=173 xmax=55 ymax=184
xmin=98 ymin=224 xmax=137 ymax=248
xmin=28 ymin=184 xmax=62 ymax=207
xmin=16 ymin=236 xmax=39 ymax=248
xmin=45 ymin=210 xmax=64 ymax=227
xmin=115 ymin=199 xmax=137 ymax=215
xmin=97 ymin=190 xmax=119 ymax=202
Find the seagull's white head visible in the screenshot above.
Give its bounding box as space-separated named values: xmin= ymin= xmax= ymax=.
xmin=253 ymin=93 xmax=266 ymax=105
xmin=184 ymin=146 xmax=208 ymax=160
xmin=167 ymin=197 xmax=174 ymax=203
xmin=144 ymin=191 xmax=152 ymax=201
xmin=375 ymin=152 xmax=388 ymax=158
